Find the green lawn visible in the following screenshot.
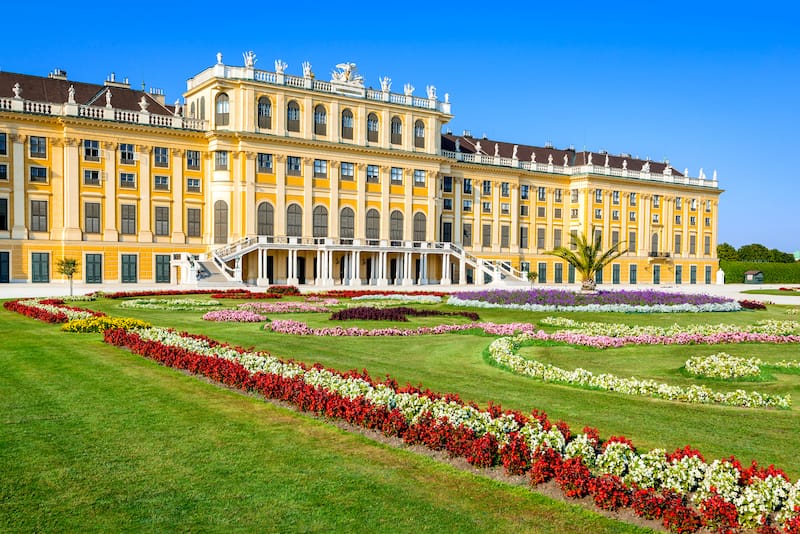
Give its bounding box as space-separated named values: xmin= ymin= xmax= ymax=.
xmin=0 ymin=307 xmax=649 ymax=533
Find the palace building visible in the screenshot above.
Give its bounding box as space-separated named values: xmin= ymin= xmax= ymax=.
xmin=0 ymin=53 xmax=722 ymax=288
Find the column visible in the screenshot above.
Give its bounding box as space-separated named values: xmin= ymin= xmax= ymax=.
xmin=10 ymin=135 xmax=27 ymax=238
xmin=402 ymin=251 xmax=413 ymax=286
xmin=441 ymin=253 xmax=451 ymax=284
xmin=61 ymin=138 xmax=82 ymax=240
xmin=453 ymin=177 xmax=462 ymax=245
xmin=48 ymin=138 xmax=65 ymax=239
xmin=458 ymin=257 xmax=466 ymax=285
xmin=137 ymin=145 xmax=153 ymax=241
xmin=510 ymin=183 xmax=519 ymax=252
xmin=419 ymin=253 xmax=428 ymax=284
xmin=303 ymin=157 xmax=314 ymax=238
xmin=244 ymin=152 xmax=256 ymax=237
xmin=171 ymin=149 xmax=185 ymax=242
xmin=377 ymin=251 xmax=387 ymax=285
xmin=491 ymin=181 xmax=500 ymax=248
xmin=356 ymin=164 xmax=366 ymax=238
xmin=330 ymin=161 xmax=340 ymax=239
xmin=349 ymin=250 xmax=361 ymax=286
xmin=427 ymin=172 xmax=438 ymax=241
xmin=275 ymin=154 xmax=287 ymax=235
xmin=102 ymin=142 xmax=118 ymax=240
xmin=326 ymin=249 xmax=334 ymax=285
xmin=231 ymin=151 xmax=243 ymax=240
xmin=379 ymin=166 xmax=390 ymax=240
xmin=257 ymin=248 xmax=269 ymax=286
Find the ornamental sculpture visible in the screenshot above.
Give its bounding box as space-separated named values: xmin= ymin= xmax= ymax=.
xmin=426 ymin=85 xmax=436 ymax=100
xmin=105 ymin=89 xmax=112 ymax=108
xmin=494 ymin=143 xmax=499 ymax=157
xmin=331 ymin=62 xmax=364 ymax=86
xmin=512 ymin=145 xmax=518 ymax=159
xmin=12 ymin=83 xmax=21 ymax=99
xmin=68 ymin=85 xmax=76 ymax=104
xmin=275 ymin=59 xmax=288 ymax=75
xmin=139 ymin=95 xmax=149 ymax=112
xmin=243 ymin=51 xmax=257 ymax=68
xmin=302 ymin=61 xmax=313 ymax=78
xmin=403 ymin=83 xmax=414 ymax=96
xmin=379 ymin=76 xmax=391 ymax=92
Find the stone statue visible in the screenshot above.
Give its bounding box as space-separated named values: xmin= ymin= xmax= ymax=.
xmin=475 ymin=141 xmax=482 ymax=154
xmin=698 ymin=168 xmax=705 ymax=180
xmin=331 ymin=62 xmax=364 ymax=85
xmin=275 ymin=59 xmax=287 ymax=74
xmin=105 ymin=89 xmax=113 ymax=108
xmin=379 ymin=76 xmax=391 ymax=92
xmin=587 ymin=152 xmax=593 ymax=165
xmin=684 ymin=168 xmax=689 ymax=177
xmin=663 ymin=164 xmax=672 ymax=175
xmin=455 ymin=139 xmax=461 ymax=152
xmin=712 ymin=169 xmax=717 ymax=181
xmin=403 ymin=83 xmax=414 ymax=96
xmin=302 ymin=61 xmax=313 ymax=78
xmin=426 ymin=85 xmax=436 ymax=100
xmin=622 ymin=159 xmax=628 ymax=170
xmin=444 ymin=93 xmax=449 ymax=103
xmin=494 ymin=143 xmax=499 ymax=157
xmin=216 ymin=52 xmax=223 ymax=64
xmin=563 ymin=154 xmax=569 ymax=166
xmin=530 ymin=151 xmax=536 ymax=163
xmin=243 ymin=51 xmax=257 ymax=68
xmin=512 ymin=145 xmax=518 ymax=159
xmin=174 ymin=99 xmax=182 ymax=116
xmin=67 ymin=85 xmax=76 ymax=104
xmin=604 ymin=153 xmax=609 ymax=167
xmin=642 ymin=161 xmax=650 ymax=173
xmin=547 ymin=153 xmax=553 ymax=165
xmin=138 ymin=95 xmax=149 ymax=112
xmin=12 ymin=83 xmax=21 ymax=99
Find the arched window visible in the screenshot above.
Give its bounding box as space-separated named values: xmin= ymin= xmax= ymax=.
xmin=365 ymin=209 xmax=380 ymax=240
xmin=257 ymin=97 xmax=272 ymax=129
xmin=257 ymin=202 xmax=274 ymax=236
xmin=390 ymin=116 xmax=402 ymax=145
xmin=199 ymin=96 xmax=206 ymax=120
xmin=413 ymin=212 xmax=426 ymax=242
xmin=651 ymin=233 xmax=659 ymax=254
xmin=340 ymin=207 xmax=355 ymax=240
xmin=215 ymin=93 xmax=229 ymax=126
xmin=287 ymin=100 xmax=300 ymax=132
xmin=390 ymin=211 xmax=403 ymax=241
xmin=414 ymin=120 xmax=425 ymax=148
xmin=312 ymin=206 xmax=328 ymax=238
xmin=367 ymin=113 xmax=379 ymax=142
xmin=287 ymin=204 xmax=302 ymax=237
xmin=341 ymin=109 xmax=354 ymax=140
xmin=189 ymin=102 xmax=196 ymax=118
xmin=313 ymin=104 xmax=327 ymax=135
xmin=214 ymin=200 xmax=228 ymax=244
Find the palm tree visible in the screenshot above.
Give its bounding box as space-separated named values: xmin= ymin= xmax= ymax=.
xmin=547 ymin=231 xmax=626 ymax=291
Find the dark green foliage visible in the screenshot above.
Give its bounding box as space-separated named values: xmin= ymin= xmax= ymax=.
xmin=720 ymin=260 xmax=800 ymax=283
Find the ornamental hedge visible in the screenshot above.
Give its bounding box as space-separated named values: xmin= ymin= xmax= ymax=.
xmin=721 ymin=260 xmax=800 ymax=284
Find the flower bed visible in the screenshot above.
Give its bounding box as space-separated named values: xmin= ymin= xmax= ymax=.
xmin=685 ymin=353 xmax=763 ymax=379
xmin=202 ymin=309 xmax=267 ymax=322
xmin=450 ymin=289 xmax=741 ymax=313
xmin=3 ymin=298 xmax=104 ymax=323
xmin=99 ymin=289 xmax=250 ymax=299
xmin=119 ymin=298 xmax=221 ymax=311
xmin=61 ymin=316 xmax=152 ymax=333
xmin=311 ymin=289 xmax=448 ymax=299
xmin=488 ymin=335 xmax=790 ymax=409
xmin=329 ymin=306 xmax=479 ymax=322
xmin=351 ymin=294 xmax=443 ymax=304
xmin=238 ymin=301 xmax=332 ymax=314
xmin=267 ymin=319 xmax=533 ymax=337
xmin=539 ymin=316 xmax=800 ymax=338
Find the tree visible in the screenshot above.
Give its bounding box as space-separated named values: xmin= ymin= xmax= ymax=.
xmin=56 ymin=257 xmax=79 ymax=296
xmin=526 ymin=270 xmax=538 ymax=285
xmin=737 ymin=243 xmax=771 ymax=262
xmin=716 ymin=242 xmax=738 ymax=261
xmin=547 ymin=231 xmax=626 ymax=291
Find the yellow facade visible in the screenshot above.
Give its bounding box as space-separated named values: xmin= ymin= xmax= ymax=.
xmin=0 ymin=57 xmax=721 ymax=287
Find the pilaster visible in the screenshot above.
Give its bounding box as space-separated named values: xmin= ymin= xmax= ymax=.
xmin=10 ymin=135 xmax=27 ymax=239
xmin=61 ymin=137 xmax=82 ymax=240
xmin=102 ymin=142 xmax=118 ymax=240
xmin=137 ymin=145 xmax=153 ymax=241
xmin=171 ymin=149 xmax=185 ymax=242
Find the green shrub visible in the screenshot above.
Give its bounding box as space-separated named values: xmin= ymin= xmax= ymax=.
xmin=720 ymin=260 xmax=800 ymax=284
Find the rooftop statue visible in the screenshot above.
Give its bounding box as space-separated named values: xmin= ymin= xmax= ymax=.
xmin=563 ymin=154 xmax=569 ymax=166
xmin=548 ymin=153 xmax=553 ymax=165
xmin=331 ymin=62 xmax=364 ymax=86
xmin=622 ymin=159 xmax=628 ymax=170
xmin=475 ymin=141 xmax=482 ymax=154
xmin=512 ymin=144 xmax=518 ymax=159
xmin=426 ymin=85 xmax=436 ymax=100
xmin=642 ymin=161 xmax=650 ymax=173
xmin=302 ymin=61 xmax=313 ymax=78
xmin=455 ymin=139 xmax=461 ymax=152
xmin=275 ymin=60 xmax=288 ymax=75
xmin=403 ymin=83 xmax=414 ymax=96
xmin=604 ymin=153 xmax=610 ymax=167
xmin=379 ymin=76 xmax=391 ymax=92
xmin=105 ymin=89 xmax=112 ymax=108
xmin=12 ymin=83 xmax=21 ymax=99
xmin=68 ymin=85 xmax=76 ymax=104
xmin=174 ymin=100 xmax=182 ymax=117
xmin=216 ymin=52 xmax=223 ymax=64
xmin=530 ymin=151 xmax=536 ymax=163
xmin=587 ymin=152 xmax=593 ymax=165
xmin=139 ymin=95 xmax=149 ymax=112
xmin=243 ymin=51 xmax=257 ymax=68
xmin=494 ymin=143 xmax=499 ymax=157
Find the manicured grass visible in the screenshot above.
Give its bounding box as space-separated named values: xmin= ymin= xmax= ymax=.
xmin=742 ymin=288 xmax=800 ymax=297
xmin=0 ymin=308 xmax=649 ymax=533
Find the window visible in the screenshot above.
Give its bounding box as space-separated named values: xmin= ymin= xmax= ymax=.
xmin=214 ymin=151 xmax=228 ymax=170
xmin=704 ymin=217 xmax=711 ymax=227
xmin=554 ymin=189 xmax=563 ymax=202
xmin=555 ymin=263 xmax=563 ymax=283
xmin=30 ymin=167 xmax=47 ymax=183
xmin=537 ymin=227 xmax=546 ymax=249
xmin=594 ymin=228 xmax=603 ymax=245
xmin=611 ymin=230 xmax=619 ymax=247
xmin=215 ymin=93 xmax=230 ymax=126
xmin=520 ymin=185 xmax=529 ymax=200
xmin=704 ymin=235 xmax=711 ymax=255
xmin=84 ymin=202 xmax=101 ymax=234
xmin=628 ymin=230 xmax=637 ymax=253
xmin=187 ymin=178 xmax=201 ymax=192
xmin=340 ymin=207 xmax=354 ymax=240
xmin=365 ymin=209 xmax=380 ymax=240
xmin=538 ymin=187 xmax=546 ymax=201
xmin=286 ymin=156 xmax=301 ymax=176
xmin=463 ymin=178 xmax=472 ymax=194
xmin=287 ymin=204 xmax=302 ymax=237
xmin=629 ymin=192 xmax=637 ymax=206
xmin=121 ymin=254 xmax=138 ymax=283
xmin=186 ymin=150 xmax=200 ymax=170
xmin=652 ymin=194 xmax=660 ymax=208
xmin=154 ymin=206 xmax=169 ymax=236
xmin=341 ymin=109 xmax=354 ymax=139
xmin=390 ymin=116 xmax=402 ymax=144
xmin=257 ymin=96 xmax=272 ymax=129
xmin=594 ymin=208 xmax=602 ymax=219
xmin=367 ymin=113 xmax=379 ymax=142
xmin=570 ymin=230 xmax=578 ymax=250
xmin=519 ymin=226 xmax=528 ymax=248
xmin=501 ymin=202 xmax=510 ymax=214
xmin=629 ymin=211 xmax=636 ymax=222
xmin=414 ymin=120 xmax=425 ymax=148
xmin=537 ymin=206 xmax=545 ymax=217
xmin=257 ymin=203 xmax=274 ymax=236
xmin=187 ymin=208 xmax=201 ymax=237
xmin=442 ymin=176 xmax=452 ymax=192
xmin=83 ymin=139 xmax=100 ymax=161
xmin=612 ymin=209 xmax=620 ymax=221
xmin=0 ymin=133 xmax=6 ymax=155
xmin=500 ymin=225 xmax=509 ymax=248
xmin=689 ymin=234 xmax=697 ymax=254
xmin=390 ymin=211 xmax=403 ymax=241
xmin=482 ymin=181 xmax=491 ymax=195
xmin=538 ymin=262 xmax=547 ymax=284
xmin=690 ymin=216 xmax=697 ymax=226
xmin=705 ymin=200 xmax=712 ymax=212
xmin=553 ymin=207 xmax=562 ymax=219
xmin=629 ymin=264 xmax=637 ymax=284
xmin=314 ymin=104 xmax=327 ymax=135
xmin=501 ymin=182 xmax=510 ymax=197
xmin=31 ymin=252 xmax=49 ymax=283
xmin=463 ymin=223 xmax=472 ymax=246
xmin=30 ymin=136 xmax=46 ymax=158
xmin=652 ymin=214 xmax=660 ymax=223
xmin=676 ymin=197 xmax=682 ymax=210
xmin=313 ymin=206 xmax=328 ymax=238
xmin=413 ymin=169 xmax=425 ymax=186
xmin=675 ymin=215 xmax=682 ymax=224
xmin=85 ymin=254 xmax=102 ymax=284
xmin=313 ymin=159 xmax=328 ymax=178
xmin=482 ymin=224 xmax=491 ymax=247
xmin=413 ymin=213 xmax=426 ymax=241
xmin=595 ymin=189 xmax=603 ymax=203
xmin=674 ymin=233 xmax=682 ymax=254
xmin=0 ymin=164 xmax=6 ymax=180
xmin=390 ymin=167 xmax=403 ymax=185
xmin=366 ymin=165 xmax=379 ymax=183
xmin=287 ymin=101 xmax=300 ymax=132
xmin=570 ymin=208 xmax=578 ymax=219
xmin=553 ymin=229 xmax=562 ymax=249
xmin=0 ymin=198 xmax=7 ymax=230
xmin=155 ymin=254 xmax=171 ymax=283
xmin=30 ymin=200 xmax=48 ymax=232
xmin=120 ymin=204 xmax=136 ymax=234
xmin=84 ymin=170 xmax=100 ymax=185
xmin=520 ymin=205 xmax=529 ymax=216
xmin=690 ymin=198 xmax=697 ymax=210
xmin=612 ymin=190 xmax=620 ymax=204
xmin=341 ymin=162 xmax=354 ymax=180
xmin=154 ymin=147 xmax=169 ymax=167
xmin=214 ymin=200 xmax=228 ymax=243
xmin=120 ymin=143 xmax=135 ymax=164
xmin=257 ymin=153 xmax=273 ymax=172
xmin=154 ymin=175 xmax=169 ymax=191
xmin=463 ymin=199 xmax=472 ymax=212
xmin=119 ymin=172 xmax=136 ymax=188
xmin=482 ymin=201 xmax=491 ymax=213
xmin=571 ymin=189 xmax=579 ymax=203
xmin=443 ymin=198 xmax=453 ymax=210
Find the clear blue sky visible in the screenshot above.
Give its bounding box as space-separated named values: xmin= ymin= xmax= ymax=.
xmin=3 ymin=1 xmax=798 ymax=253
